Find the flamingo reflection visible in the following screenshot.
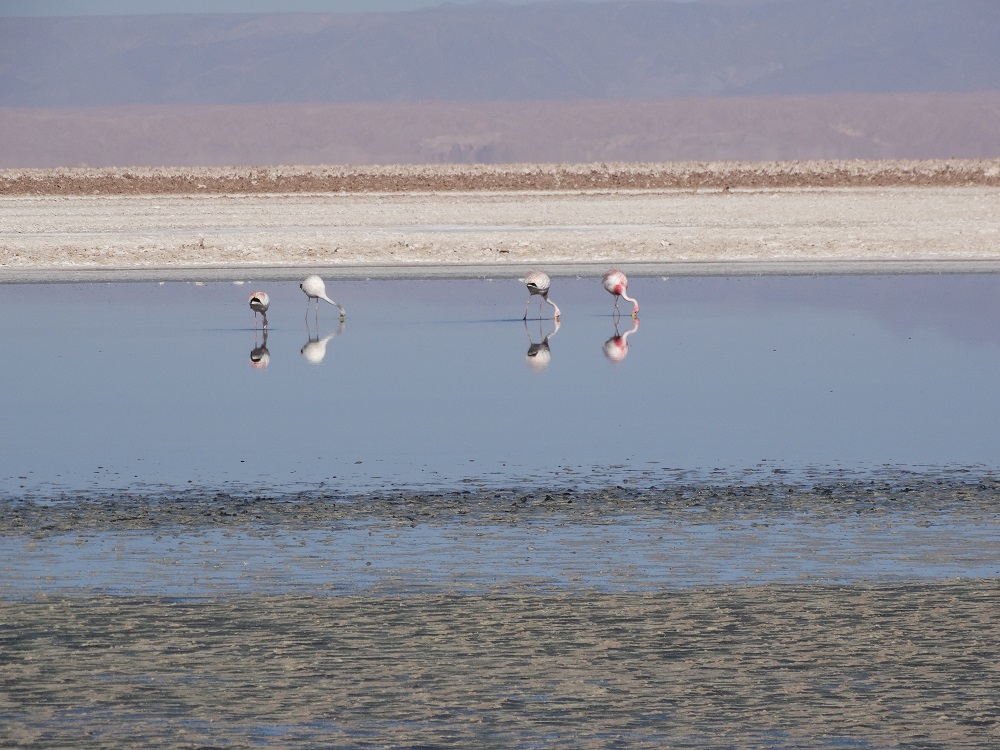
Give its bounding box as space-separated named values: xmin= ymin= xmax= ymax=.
xmin=250 ymin=328 xmax=270 ymax=369
xmin=603 ymin=317 xmax=639 ymax=362
xmin=301 ymin=320 xmax=346 ymax=364
xmin=524 ymin=318 xmax=560 ymax=370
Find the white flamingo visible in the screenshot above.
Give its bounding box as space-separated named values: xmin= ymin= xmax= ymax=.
xmin=248 ymin=290 xmax=270 ymax=329
xmin=300 ymin=275 xmax=345 ymax=321
xmin=520 ymin=270 xmax=561 ymax=320
xmin=602 ymin=269 xmax=639 ymax=318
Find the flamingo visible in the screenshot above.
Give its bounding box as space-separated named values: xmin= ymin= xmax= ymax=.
xmin=248 ymin=290 xmax=270 ymax=329
xmin=602 ymin=269 xmax=639 ymax=318
xmin=300 ymin=275 xmax=345 ymax=321
xmin=520 ymin=270 xmax=561 ymax=320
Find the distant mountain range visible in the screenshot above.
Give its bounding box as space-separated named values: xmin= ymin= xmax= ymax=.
xmin=1 ymin=0 xmax=998 ymax=167
xmin=3 ymin=0 xmax=997 ymax=107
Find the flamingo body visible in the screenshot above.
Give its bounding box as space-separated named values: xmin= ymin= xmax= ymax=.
xmin=300 ymin=275 xmax=345 ymax=320
xmin=249 ymin=291 xmax=270 ymax=328
xmin=602 ymin=269 xmax=639 ymax=317
xmin=520 ymin=270 xmax=561 ymax=320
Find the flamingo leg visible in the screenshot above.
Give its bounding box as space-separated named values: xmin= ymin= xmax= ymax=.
xmin=523 ymin=296 xmax=532 ymax=320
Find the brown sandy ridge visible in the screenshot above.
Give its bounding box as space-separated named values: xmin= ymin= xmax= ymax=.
xmin=3 ymin=158 xmax=999 ymax=196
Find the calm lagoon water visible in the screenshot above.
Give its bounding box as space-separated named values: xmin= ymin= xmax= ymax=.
xmin=5 ymin=272 xmax=1000 ymax=747
xmin=2 ymin=272 xmax=1000 ymax=498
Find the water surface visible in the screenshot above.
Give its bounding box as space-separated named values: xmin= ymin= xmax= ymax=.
xmin=4 ymin=274 xmax=1000 ymax=750
xmin=2 ymin=273 xmax=999 ymax=498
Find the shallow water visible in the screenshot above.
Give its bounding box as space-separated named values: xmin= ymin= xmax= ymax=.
xmin=4 ymin=273 xmax=1000 ymax=748
xmin=4 ymin=511 xmax=999 ymax=598
xmin=2 ymin=273 xmax=999 ymax=497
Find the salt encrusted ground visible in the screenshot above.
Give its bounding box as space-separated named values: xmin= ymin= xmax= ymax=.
xmin=1 ymin=160 xmax=998 ymax=277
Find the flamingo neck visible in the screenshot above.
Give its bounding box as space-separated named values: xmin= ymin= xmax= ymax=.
xmin=545 ymin=296 xmax=561 ymax=318
xmin=322 ymin=295 xmax=346 ymax=318
xmin=621 ymin=291 xmax=639 ymax=314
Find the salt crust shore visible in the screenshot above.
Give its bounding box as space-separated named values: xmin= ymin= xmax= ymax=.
xmin=1 ymin=159 xmax=999 ymax=278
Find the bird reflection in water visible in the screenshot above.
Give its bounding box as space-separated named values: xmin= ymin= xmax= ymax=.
xmin=524 ymin=318 xmax=560 ymax=370
xmin=301 ymin=320 xmax=346 ymax=364
xmin=603 ymin=317 xmax=639 ymax=362
xmin=250 ymin=328 xmax=270 ymax=369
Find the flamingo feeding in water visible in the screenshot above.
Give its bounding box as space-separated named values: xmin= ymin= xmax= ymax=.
xmin=520 ymin=271 xmax=561 ymax=320
xmin=300 ymin=275 xmax=345 ymax=321
xmin=248 ymin=290 xmax=270 ymax=329
xmin=602 ymin=269 xmax=639 ymax=318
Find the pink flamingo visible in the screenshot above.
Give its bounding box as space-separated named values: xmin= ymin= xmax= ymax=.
xmin=602 ymin=269 xmax=639 ymax=318
xmin=520 ymin=271 xmax=560 ymax=320
xmin=249 ymin=290 xmax=270 ymax=329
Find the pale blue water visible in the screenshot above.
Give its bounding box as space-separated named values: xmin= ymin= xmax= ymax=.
xmin=2 ymin=273 xmax=999 ymax=498
xmin=5 ymin=513 xmax=998 ymax=597
xmin=5 ymin=271 xmax=998 ymax=750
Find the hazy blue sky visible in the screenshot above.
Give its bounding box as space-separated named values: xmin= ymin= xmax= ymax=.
xmin=2 ymin=0 xmax=700 ymax=16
